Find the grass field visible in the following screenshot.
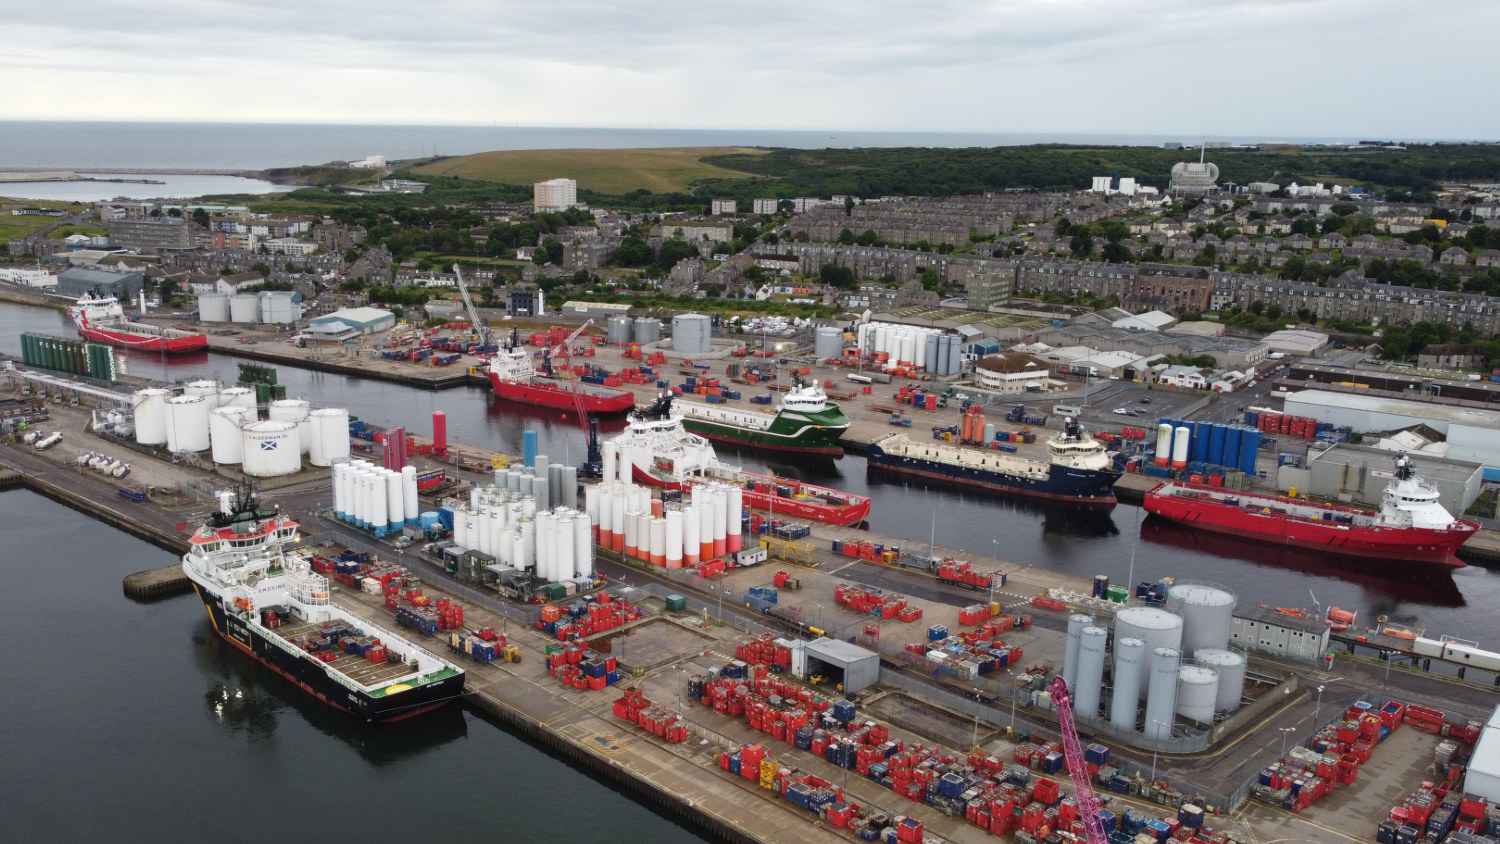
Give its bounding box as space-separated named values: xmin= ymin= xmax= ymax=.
xmin=411 ymin=147 xmax=766 ymax=194
xmin=0 ymin=214 xmax=64 ymax=242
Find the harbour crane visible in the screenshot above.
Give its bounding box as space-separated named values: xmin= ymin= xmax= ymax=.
xmin=1048 ymin=675 xmax=1108 ymax=844
xmin=450 ymin=263 xmax=493 ymax=346
xmin=543 ymin=320 xmax=605 ymax=478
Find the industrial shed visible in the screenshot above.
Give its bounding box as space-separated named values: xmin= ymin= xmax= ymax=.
xmin=1468 ymin=706 xmax=1500 ymax=802
xmin=1306 ymin=443 xmax=1482 ymax=515
xmin=801 ymin=638 xmax=879 ymax=694
xmin=308 ymin=306 xmax=394 ymax=335
xmin=1283 ymin=389 xmax=1500 ymax=437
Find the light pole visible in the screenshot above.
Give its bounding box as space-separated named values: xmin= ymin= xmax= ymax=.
xmin=1314 ymin=684 xmax=1325 ymax=725
xmin=1278 ymin=726 xmax=1296 ymax=760
xmin=1149 ymin=719 xmax=1168 ymax=783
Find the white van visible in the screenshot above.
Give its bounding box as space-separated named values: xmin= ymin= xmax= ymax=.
xmin=1053 ymin=404 xmax=1082 ymax=416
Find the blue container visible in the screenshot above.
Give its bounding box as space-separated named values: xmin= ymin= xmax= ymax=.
xmin=1092 ymin=574 xmax=1109 ymax=598
xmin=1208 ymin=423 xmax=1227 ymax=466
xmin=795 ymin=727 xmax=813 ymax=749
xmin=939 ymin=773 xmax=964 ymax=798
xmin=832 ymin=699 xmax=857 ymax=723
xmin=1146 ymin=819 xmax=1171 ymax=842
xmin=1041 ymin=751 xmax=1064 ymax=774
xmin=1084 ymin=743 xmax=1109 ymax=765
xmin=1098 ymin=810 xmax=1117 ymax=833
xmin=928 ymin=624 xmax=948 ymax=641
xmin=729 ymin=754 xmax=741 ymax=775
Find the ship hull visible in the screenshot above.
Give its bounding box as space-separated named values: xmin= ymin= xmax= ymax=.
xmin=1142 ymin=487 xmax=1472 ymax=567
xmin=79 ymin=325 xmax=207 ymax=353
xmin=192 ymin=583 xmax=464 ymax=722
xmin=680 ymin=417 xmax=845 ymax=457
xmin=630 ymin=464 xmax=871 ymax=526
xmin=867 ymin=444 xmax=1119 ymax=506
xmin=487 ymin=372 xmax=634 ymax=414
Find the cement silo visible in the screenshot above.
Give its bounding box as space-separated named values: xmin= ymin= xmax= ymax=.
xmin=308 ymin=407 xmax=350 ymax=467
xmin=1063 ymin=614 xmax=1094 ymax=692
xmin=1074 ymin=626 xmax=1109 ymax=719
xmin=1166 ymin=582 xmax=1236 ymax=656
xmin=164 ymin=395 xmax=210 ymax=452
xmin=633 ymin=317 xmax=661 ymax=345
xmin=229 ymin=294 xmax=261 ymax=324
xmin=268 ymin=399 xmax=312 ymax=454
xmin=1114 ymin=607 xmax=1184 ymax=679
xmin=1144 ymin=647 xmax=1181 ymax=741
xmin=671 ymin=313 xmax=712 ymax=355
xmin=131 ymin=388 xmax=170 ymax=446
xmin=198 ymin=293 xmax=230 ymax=323
xmin=1154 ymin=423 xmax=1173 ymax=467
xmin=1194 ymin=648 xmax=1247 ymax=713
xmin=1175 ymin=663 xmax=1220 ymax=724
xmin=241 ymin=420 xmax=300 ymax=477
xmin=814 ymin=326 xmax=844 ymax=360
xmin=607 ymin=315 xmax=633 ymax=344
xmin=209 ymin=406 xmax=249 ymax=464
xmin=1110 ymin=637 xmax=1147 ymax=730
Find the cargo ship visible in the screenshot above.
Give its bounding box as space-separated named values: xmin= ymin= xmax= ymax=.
xmin=67 ymin=291 xmax=207 ymax=353
xmin=182 ymin=485 xmax=465 ymax=721
xmin=1142 ymin=455 xmax=1475 ymax=567
xmin=606 ymin=393 xmax=871 ymax=526
xmin=867 ymin=417 xmax=1121 ymax=506
xmin=486 ymin=336 xmax=634 ymax=415
xmin=675 ymin=376 xmax=849 ymax=456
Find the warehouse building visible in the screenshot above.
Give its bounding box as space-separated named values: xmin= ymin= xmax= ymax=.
xmin=1303 ymin=443 xmax=1482 ymax=514
xmin=798 ymin=638 xmax=879 ymax=694
xmin=1260 ymin=329 xmax=1330 ymax=357
xmin=57 ymin=266 xmax=144 ymax=300
xmin=973 ymin=353 xmax=1051 ymax=393
xmin=1283 ymin=389 xmax=1500 ymax=437
xmin=1231 ymin=606 xmax=1327 ymax=663
xmin=308 ymin=306 xmax=395 ymax=335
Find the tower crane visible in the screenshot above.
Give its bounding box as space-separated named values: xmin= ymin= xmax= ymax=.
xmin=450 ymin=263 xmax=493 ymax=346
xmin=1048 ymin=675 xmax=1108 ymax=844
xmin=543 ymin=320 xmax=605 ymax=478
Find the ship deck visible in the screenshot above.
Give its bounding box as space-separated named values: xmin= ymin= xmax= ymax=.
xmin=272 ymin=617 xmax=421 ymax=689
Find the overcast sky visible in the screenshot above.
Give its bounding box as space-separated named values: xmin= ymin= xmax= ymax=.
xmin=3 ymin=0 xmax=1496 ymax=138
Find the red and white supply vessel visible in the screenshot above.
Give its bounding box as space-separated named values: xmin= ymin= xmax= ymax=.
xmin=486 ymin=330 xmax=633 ymax=415
xmin=1143 ymin=454 xmax=1476 ymax=567
xmin=601 ymin=392 xmax=871 ymax=527
xmin=68 ymin=290 xmax=207 ymax=353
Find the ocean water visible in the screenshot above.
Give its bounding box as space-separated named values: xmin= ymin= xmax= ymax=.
xmin=0 ymin=120 xmax=1373 ymax=171
xmin=0 ymin=172 xmax=297 ymax=203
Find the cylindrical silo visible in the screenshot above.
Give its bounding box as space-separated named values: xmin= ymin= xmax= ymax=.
xmin=1064 ymin=614 xmax=1093 ymax=692
xmin=241 ymin=420 xmax=300 ymax=477
xmin=607 ymin=315 xmax=633 ymax=344
xmin=602 ymin=441 xmax=618 ymax=485
xmin=308 ymin=408 xmax=350 ymax=467
xmin=132 ymin=388 xmax=170 ymax=445
xmin=633 ymin=317 xmax=661 ymax=345
xmin=1074 ymin=626 xmax=1108 ymax=718
xmin=698 ymin=497 xmax=714 ymax=560
xmin=229 ymin=294 xmax=260 ymax=323
xmin=726 ymin=485 xmax=743 ymax=552
xmin=1110 ymin=637 xmax=1147 ymax=730
xmin=649 ymin=516 xmax=666 ymax=566
xmin=560 ymin=465 xmax=578 ymax=510
xmin=218 ymin=387 xmax=256 ymax=413
xmin=555 ymin=514 xmax=576 ymax=579
xmin=1176 ymin=663 xmax=1220 ymax=724
xmin=710 ymin=487 xmax=728 ymax=557
xmin=610 ymin=495 xmax=625 ymax=552
xmin=1166 ymin=582 xmax=1236 ymax=655
xmin=596 ymin=488 xmax=613 ymax=543
xmin=623 ymin=509 xmax=640 ymax=559
xmin=671 ymin=313 xmax=712 ymax=355
xmin=814 ymin=326 xmax=843 ymax=359
xmin=1195 ymin=648 xmax=1247 ymax=713
xmin=1144 ymin=647 xmax=1181 ymax=741
xmin=665 ymin=509 xmax=684 ymax=569
xmin=184 ymin=380 xmax=220 ymax=409
xmin=922 ymin=333 xmax=938 ymax=371
xmin=1114 ymin=607 xmax=1184 ymax=680
xmin=268 ymin=399 xmax=312 ymax=455
xmin=1172 ymin=425 xmax=1190 ymax=469
xmin=209 ymin=406 xmax=248 ymax=464
xmin=198 ymin=293 xmax=230 ymax=322
xmin=1154 ymin=423 xmax=1173 ymax=467
xmin=683 ymin=503 xmax=701 ymax=564
xmin=573 ymin=514 xmax=590 ymax=578
xmin=165 ymin=395 xmax=210 ymax=452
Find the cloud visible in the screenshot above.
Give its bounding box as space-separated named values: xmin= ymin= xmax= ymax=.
xmin=0 ymin=0 xmax=1496 ymax=137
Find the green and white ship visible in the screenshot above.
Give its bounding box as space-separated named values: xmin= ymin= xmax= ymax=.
xmin=675 ymin=377 xmax=850 ymax=457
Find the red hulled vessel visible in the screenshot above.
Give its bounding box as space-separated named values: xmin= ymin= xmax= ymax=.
xmin=68 ymin=291 xmax=207 ymax=353
xmin=486 ymin=337 xmax=633 ymax=415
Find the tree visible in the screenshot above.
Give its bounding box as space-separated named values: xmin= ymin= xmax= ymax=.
xmin=919 ymin=268 xmax=942 ymax=291
xmin=1069 ymin=232 xmax=1094 ymax=257
xmin=1101 ymin=242 xmax=1130 ymax=263
xmin=166 ymin=207 xmax=182 ymax=218
xmin=157 ymin=279 xmax=179 ymax=302
xmin=1380 ymin=325 xmax=1411 ymax=360
xmin=844 ymin=196 xmax=855 ymax=216
xmin=542 ymin=237 xmax=564 ymax=265
xmin=614 ymin=236 xmax=653 ymax=267
xmin=856 ymin=229 xmax=880 ymax=246
xmin=819 ymin=264 xmax=856 ymax=289
xmin=655 ymin=237 xmax=698 ymax=271
xmin=251 ymin=261 xmax=270 ymax=276
xmin=191 ymin=208 xmax=210 ymax=228
xmin=1055 ymin=218 xmax=1073 ymax=237
xmin=838 ymin=228 xmax=856 ymax=245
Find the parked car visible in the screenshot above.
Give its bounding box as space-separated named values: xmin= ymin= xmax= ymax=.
xmin=1137 ymin=397 xmax=1152 ymax=404
xmin=1112 ymin=408 xmax=1129 ymax=415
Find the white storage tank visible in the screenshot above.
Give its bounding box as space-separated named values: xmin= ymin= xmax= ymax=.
xmin=633 ymin=317 xmax=661 ymax=345
xmin=1074 ymin=626 xmax=1109 ymax=719
xmin=218 ymin=387 xmax=256 ymax=413
xmin=1144 ymin=647 xmax=1181 ymax=741
xmin=1063 ymin=614 xmax=1094 ymax=692
xmin=1175 ymin=663 xmax=1220 ymax=724
xmin=671 ymin=313 xmax=712 ymax=355
xmin=1194 ymin=647 xmax=1247 ymax=713
xmin=184 ymin=380 xmax=220 ymax=407
xmin=607 ymin=315 xmax=633 ymax=344
xmin=241 ymin=420 xmax=300 ymax=477
xmin=131 ymin=388 xmax=170 ymax=446
xmin=1155 ymin=423 xmax=1173 ymax=467
xmin=1167 ymin=582 xmax=1236 ymax=656
xmin=1172 ymin=425 xmax=1191 ymax=469
xmin=268 ymin=399 xmax=312 ymax=454
xmin=308 ymin=408 xmax=350 ymax=467
xmin=209 ymin=406 xmax=249 ymax=464
xmin=197 ymin=293 xmax=230 ymax=323
xmin=1114 ymin=606 xmax=1184 ymax=677
xmin=259 ymin=292 xmax=300 ymax=324
xmin=1110 ymin=637 xmax=1147 ymax=729
xmin=814 ymin=326 xmax=844 ymax=359
xmin=229 ymin=294 xmax=261 ymax=324
xmin=164 ymin=395 xmax=210 ymax=452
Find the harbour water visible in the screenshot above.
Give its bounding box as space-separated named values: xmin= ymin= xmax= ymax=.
xmin=2 ymin=300 xmax=1496 ymax=640
xmin=0 ymin=487 xmax=713 ymax=842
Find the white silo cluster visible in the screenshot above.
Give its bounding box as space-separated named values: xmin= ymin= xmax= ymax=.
xmin=333 ymin=460 xmax=419 ymax=538
xmin=1062 ymin=582 xmax=1244 ymax=738
xmin=587 ymin=479 xmax=742 ymax=568
xmin=128 ymin=385 xmax=349 ymax=477
xmin=434 ymin=461 xmax=594 ymax=584
xmin=853 ymin=322 xmax=962 ymax=375
xmin=200 ymin=290 xmax=301 ymax=324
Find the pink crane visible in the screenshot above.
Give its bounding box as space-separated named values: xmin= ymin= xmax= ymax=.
xmin=1048 ymin=675 xmax=1108 ymax=844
